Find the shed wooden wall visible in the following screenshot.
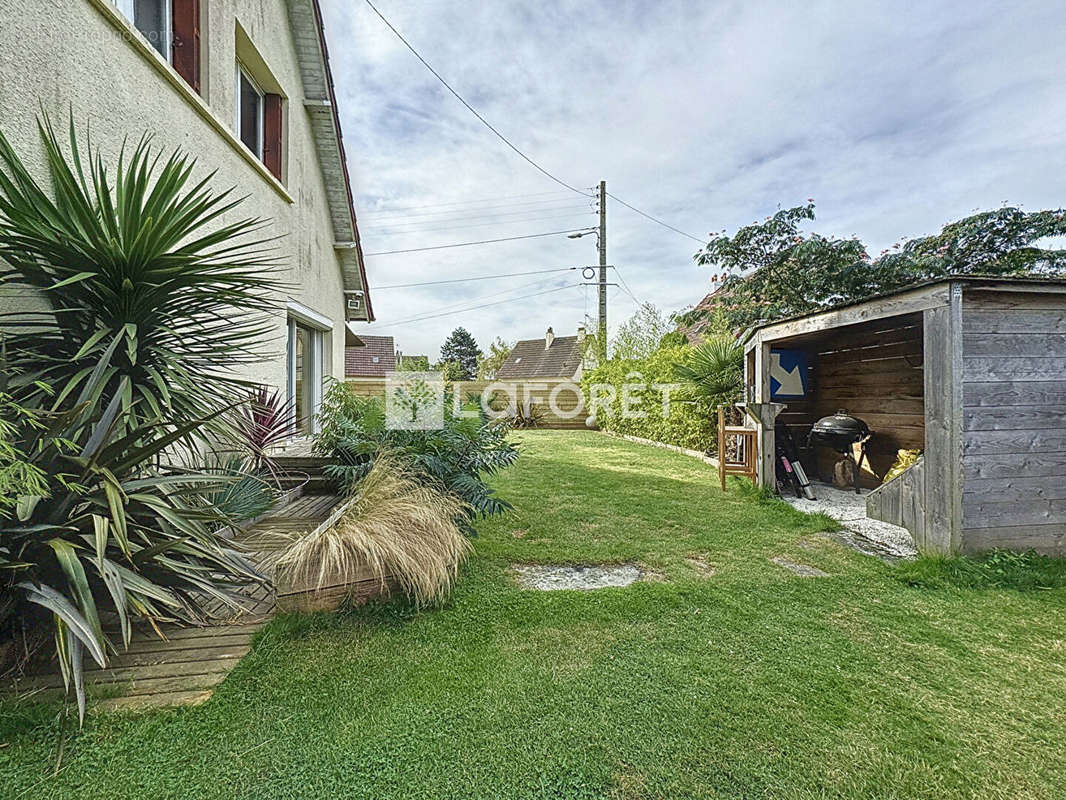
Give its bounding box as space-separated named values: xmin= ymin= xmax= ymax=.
xmin=775 ymin=314 xmax=925 ymax=488
xmin=960 ymin=289 xmax=1066 ymax=554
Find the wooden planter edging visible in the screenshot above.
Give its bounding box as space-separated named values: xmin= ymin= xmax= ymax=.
xmin=272 ymin=495 xmax=396 ymax=613
xmin=599 ymin=431 xmax=720 ymax=468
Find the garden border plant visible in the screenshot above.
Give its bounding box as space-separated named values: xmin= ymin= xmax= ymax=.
xmin=0 ymin=114 xmax=284 ymax=719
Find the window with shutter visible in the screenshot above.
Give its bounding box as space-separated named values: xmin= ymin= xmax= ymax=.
xmin=236 ymin=64 xmax=265 ymax=159
xmin=116 ymin=0 xmax=200 ymax=94
xmin=117 ymin=0 xmax=172 ymax=60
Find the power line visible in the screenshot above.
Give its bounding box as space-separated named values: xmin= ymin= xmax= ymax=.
xmin=611 ymin=265 xmax=643 ymax=305
xmin=373 ymin=265 xmax=585 ymax=290
xmin=362 ymin=194 xmax=586 ymax=220
xmin=362 ymin=0 xmax=592 ymax=198
xmin=607 ymin=192 xmax=705 ymax=244
xmin=364 ymin=228 xmax=594 ymax=256
xmin=361 ymin=190 xmax=576 ymax=216
xmin=361 ymin=0 xmax=706 ymax=248
xmin=366 ymin=213 xmax=592 ymax=237
xmin=362 ymin=206 xmax=588 ymax=231
xmin=368 ymin=283 xmax=581 ymax=327
xmin=399 ymin=274 xmax=563 ymax=318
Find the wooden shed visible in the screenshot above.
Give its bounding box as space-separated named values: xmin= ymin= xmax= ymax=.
xmin=742 ymin=277 xmax=1066 ymax=555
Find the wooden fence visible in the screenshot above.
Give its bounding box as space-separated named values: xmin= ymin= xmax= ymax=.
xmin=344 ymin=378 xmax=588 ymax=430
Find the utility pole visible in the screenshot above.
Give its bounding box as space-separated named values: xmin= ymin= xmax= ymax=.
xmin=597 ymin=180 xmax=607 ymax=361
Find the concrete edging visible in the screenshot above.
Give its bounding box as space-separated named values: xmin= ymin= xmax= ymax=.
xmin=599 ymin=431 xmax=720 ymax=468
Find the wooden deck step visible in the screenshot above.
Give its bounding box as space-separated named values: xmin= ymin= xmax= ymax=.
xmin=6 ymin=491 xmax=344 ymax=711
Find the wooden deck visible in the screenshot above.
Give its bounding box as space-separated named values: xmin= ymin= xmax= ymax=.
xmin=7 ymin=491 xmax=342 ymax=712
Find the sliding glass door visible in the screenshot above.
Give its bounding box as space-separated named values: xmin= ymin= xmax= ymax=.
xmin=287 ymin=318 xmax=323 ymax=435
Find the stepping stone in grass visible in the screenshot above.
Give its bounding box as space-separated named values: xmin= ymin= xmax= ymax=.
xmin=512 ymin=564 xmax=642 ymax=591
xmin=771 ymin=556 xmax=829 ymax=578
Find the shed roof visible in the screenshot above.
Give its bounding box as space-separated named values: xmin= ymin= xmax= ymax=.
xmin=345 ymin=335 xmax=396 ymax=377
xmin=744 ymin=275 xmax=1066 ymax=346
xmin=497 ymin=335 xmax=584 ymax=379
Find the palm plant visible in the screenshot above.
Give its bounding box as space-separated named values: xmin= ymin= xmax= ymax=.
xmin=0 ymin=115 xmax=281 ymax=719
xmin=675 ymin=336 xmax=745 ymax=407
xmin=314 ymin=385 xmax=518 ymax=534
xmin=0 ymin=115 xmax=282 ymax=435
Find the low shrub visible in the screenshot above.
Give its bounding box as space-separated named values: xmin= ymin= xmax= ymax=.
xmin=314 ymin=383 xmax=518 ymax=533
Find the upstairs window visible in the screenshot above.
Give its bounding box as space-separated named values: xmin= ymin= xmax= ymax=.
xmin=236 ymin=60 xmax=285 ymax=181
xmin=118 ymin=0 xmax=171 ymax=59
xmin=116 ymin=0 xmax=201 ymax=94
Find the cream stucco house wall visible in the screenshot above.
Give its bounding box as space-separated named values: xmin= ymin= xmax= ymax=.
xmin=0 ymin=0 xmax=373 ymax=433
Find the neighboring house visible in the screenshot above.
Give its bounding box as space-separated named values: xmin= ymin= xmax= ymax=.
xmin=0 ymin=0 xmax=373 ymax=434
xmin=345 ymin=335 xmax=396 ymax=378
xmin=496 ymin=327 xmax=591 ymax=381
xmin=676 ymin=285 xmax=732 ymax=343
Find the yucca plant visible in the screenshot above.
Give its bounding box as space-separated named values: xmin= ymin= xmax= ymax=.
xmin=0 ymin=114 xmax=282 ymax=435
xmin=0 ymin=114 xmax=281 ymax=719
xmin=271 ymin=456 xmax=471 ymax=609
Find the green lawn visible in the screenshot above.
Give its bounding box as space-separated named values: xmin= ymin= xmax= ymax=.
xmin=3 ymin=431 xmax=1065 ymax=799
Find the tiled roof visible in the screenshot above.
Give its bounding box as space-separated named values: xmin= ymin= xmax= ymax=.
xmin=496 ymin=335 xmax=583 ymax=379
xmin=345 ymin=335 xmax=396 ymax=377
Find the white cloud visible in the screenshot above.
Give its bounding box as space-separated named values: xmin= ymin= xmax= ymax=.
xmin=321 ymin=0 xmax=1066 ymax=358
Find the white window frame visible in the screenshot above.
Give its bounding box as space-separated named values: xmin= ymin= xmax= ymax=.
xmin=286 ymin=302 xmax=332 ymax=435
xmin=116 ymin=0 xmax=173 ymax=62
xmin=235 ymin=61 xmax=266 ymax=160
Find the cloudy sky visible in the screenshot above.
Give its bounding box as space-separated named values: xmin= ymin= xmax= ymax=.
xmin=321 ymin=0 xmax=1066 ymax=359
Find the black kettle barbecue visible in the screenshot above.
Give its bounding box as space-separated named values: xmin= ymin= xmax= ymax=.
xmin=807 ymin=411 xmax=872 ymax=494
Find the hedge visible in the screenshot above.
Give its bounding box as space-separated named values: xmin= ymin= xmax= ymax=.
xmin=581 ymin=346 xmax=717 ymax=453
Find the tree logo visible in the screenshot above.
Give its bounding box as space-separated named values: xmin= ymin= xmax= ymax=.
xmin=385 ymin=371 xmax=444 ymax=430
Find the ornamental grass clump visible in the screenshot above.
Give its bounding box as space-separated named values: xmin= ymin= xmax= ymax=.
xmin=272 ymin=457 xmax=471 ymax=608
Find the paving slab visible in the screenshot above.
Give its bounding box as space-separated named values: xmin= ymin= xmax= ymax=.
xmin=513 ymin=564 xmax=642 ymax=591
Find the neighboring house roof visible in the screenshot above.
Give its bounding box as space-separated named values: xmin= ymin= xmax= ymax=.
xmin=287 ymin=0 xmax=374 ymax=321
xmin=345 ymin=335 xmax=396 ymax=377
xmin=677 ymin=285 xmax=731 ymax=343
xmin=497 ymin=335 xmax=584 ymax=379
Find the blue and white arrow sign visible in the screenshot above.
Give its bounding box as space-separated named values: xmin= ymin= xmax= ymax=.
xmin=770 ymin=349 xmax=809 ymax=399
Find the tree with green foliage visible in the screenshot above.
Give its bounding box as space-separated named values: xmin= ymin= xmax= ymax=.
xmin=611 ymin=302 xmax=674 ymax=360
xmin=477 ymin=337 xmax=514 ymax=379
xmin=397 ymin=354 xmax=431 ymax=371
xmin=695 ymin=204 xmax=1066 ymax=330
xmin=439 ymin=327 xmax=481 ymax=381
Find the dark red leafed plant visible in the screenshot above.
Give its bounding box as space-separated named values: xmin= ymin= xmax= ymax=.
xmin=234 ymin=385 xmax=298 ymax=478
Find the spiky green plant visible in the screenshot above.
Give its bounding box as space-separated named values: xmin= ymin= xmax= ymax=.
xmin=0 ymin=115 xmax=281 ymax=720
xmin=314 ymin=385 xmax=518 ymax=533
xmin=0 ymin=114 xmax=282 ymax=434
xmin=675 ymin=336 xmax=745 ymax=406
